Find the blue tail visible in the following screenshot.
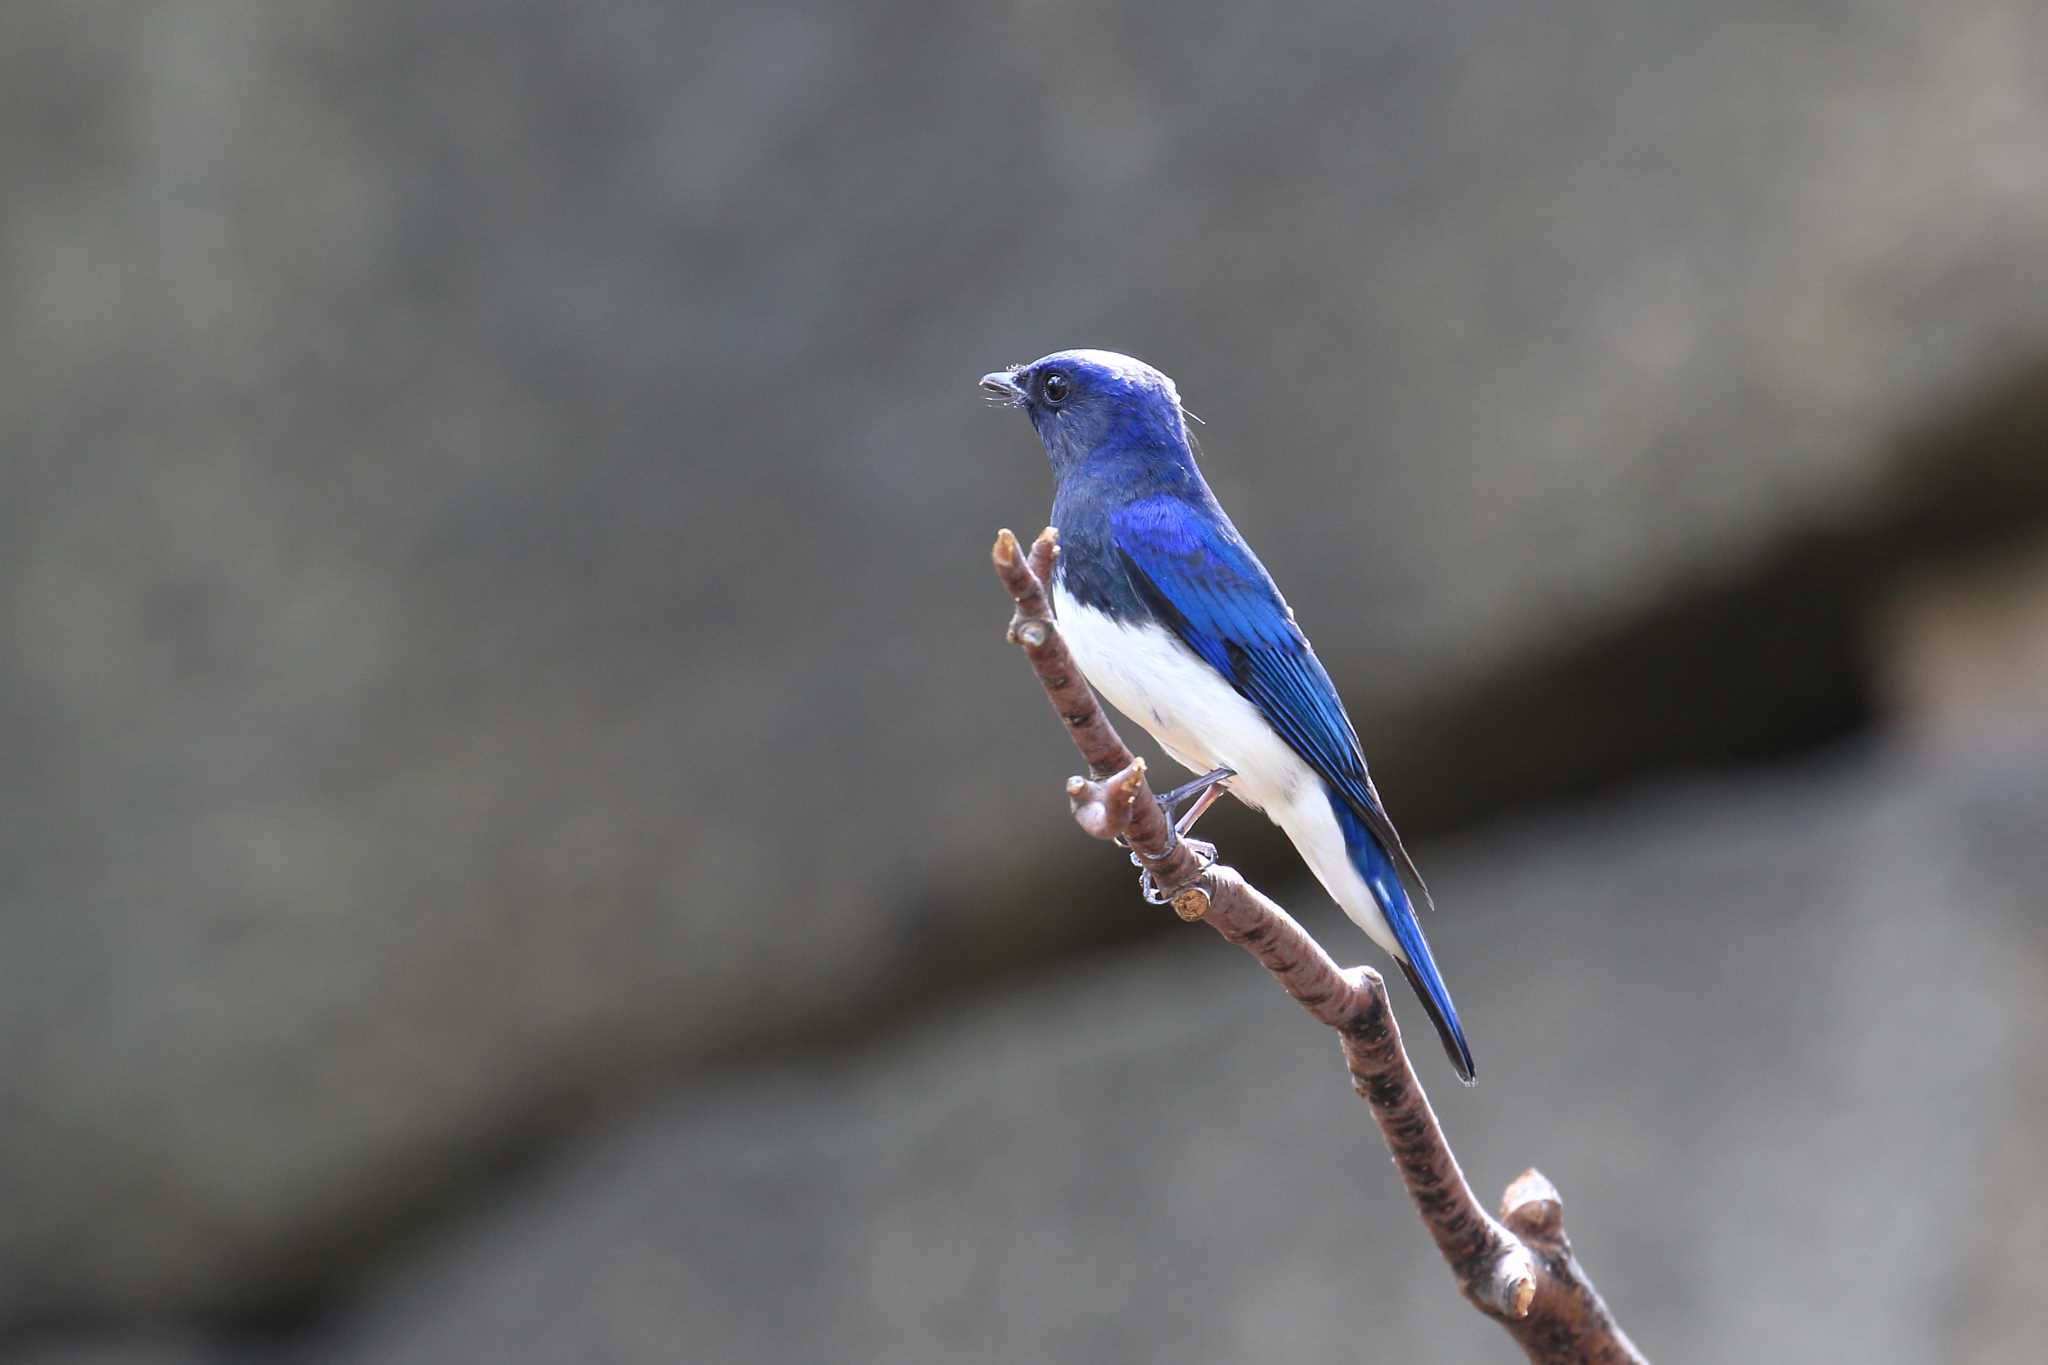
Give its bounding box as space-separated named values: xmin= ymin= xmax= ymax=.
xmin=1331 ymin=798 xmax=1476 ymax=1084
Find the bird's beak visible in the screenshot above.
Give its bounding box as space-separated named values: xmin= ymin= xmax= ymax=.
xmin=979 ymin=368 xmax=1026 ymax=404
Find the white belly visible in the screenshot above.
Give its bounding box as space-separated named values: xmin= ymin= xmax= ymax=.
xmin=1051 ymin=586 xmax=1403 ymax=960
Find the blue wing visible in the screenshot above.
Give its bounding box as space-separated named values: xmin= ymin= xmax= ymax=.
xmin=1111 ymin=493 xmax=1474 ymax=1081
xmin=1108 ymin=494 xmax=1430 ymax=906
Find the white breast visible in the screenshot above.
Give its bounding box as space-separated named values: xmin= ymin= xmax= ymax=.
xmin=1051 ymin=582 xmax=1403 ymax=960
xmin=1051 ymin=588 xmax=1313 ymax=816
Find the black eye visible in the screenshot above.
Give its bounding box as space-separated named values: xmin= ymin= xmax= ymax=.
xmin=1040 ymin=371 xmax=1071 ymax=406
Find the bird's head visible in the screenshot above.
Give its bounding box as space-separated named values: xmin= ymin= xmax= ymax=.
xmin=980 ymin=349 xmax=1193 ymax=477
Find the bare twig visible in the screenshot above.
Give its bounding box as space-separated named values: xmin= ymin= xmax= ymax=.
xmin=993 ymin=526 xmax=1646 ymax=1364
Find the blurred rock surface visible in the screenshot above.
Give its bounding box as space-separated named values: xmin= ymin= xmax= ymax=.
xmin=1876 ymin=539 xmax=2048 ymax=753
xmin=2 ymin=1350 xmax=205 ymax=1365
xmin=7 ymin=0 xmax=2048 ymax=1329
xmin=273 ymin=746 xmax=2048 ymax=1365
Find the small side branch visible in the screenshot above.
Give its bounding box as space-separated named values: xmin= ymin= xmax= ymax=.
xmin=993 ymin=527 xmax=1646 ymax=1364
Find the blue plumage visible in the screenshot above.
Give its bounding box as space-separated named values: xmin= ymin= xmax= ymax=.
xmin=983 ymin=349 xmax=1475 ymax=1082
xmin=1332 ymin=799 xmax=1474 ymax=1081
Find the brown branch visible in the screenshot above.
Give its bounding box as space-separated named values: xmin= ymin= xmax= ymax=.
xmin=993 ymin=526 xmax=1647 ymax=1364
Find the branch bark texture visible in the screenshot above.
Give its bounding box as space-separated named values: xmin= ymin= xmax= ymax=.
xmin=993 ymin=526 xmax=1647 ymax=1364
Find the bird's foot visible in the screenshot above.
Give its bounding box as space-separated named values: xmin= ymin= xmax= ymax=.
xmin=1134 ymin=838 xmax=1217 ymax=905
xmin=1116 ymin=767 xmax=1231 ymax=903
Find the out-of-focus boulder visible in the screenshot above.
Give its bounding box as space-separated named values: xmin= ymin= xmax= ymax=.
xmin=7 ymin=0 xmax=2048 ymax=1326
xmin=0 ymin=1341 xmax=213 ymax=1365
xmin=297 ymin=746 xmax=2048 ymax=1365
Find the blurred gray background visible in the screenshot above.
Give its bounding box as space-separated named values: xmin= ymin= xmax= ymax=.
xmin=6 ymin=2 xmax=2048 ymax=1362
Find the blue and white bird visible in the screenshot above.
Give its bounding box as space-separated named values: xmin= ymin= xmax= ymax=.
xmin=982 ymin=349 xmax=1475 ymax=1082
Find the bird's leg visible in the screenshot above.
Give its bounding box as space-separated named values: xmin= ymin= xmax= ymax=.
xmin=1132 ymin=767 xmax=1233 ymax=902
xmin=1171 ymin=776 xmax=1231 ymax=840
xmin=1154 ymin=766 xmax=1235 ymax=848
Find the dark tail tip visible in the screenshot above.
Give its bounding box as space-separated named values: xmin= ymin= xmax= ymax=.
xmin=1398 ymin=959 xmax=1477 ymax=1085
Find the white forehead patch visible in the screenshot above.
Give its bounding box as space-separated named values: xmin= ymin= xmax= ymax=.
xmin=1035 ymin=348 xmax=1182 ymax=407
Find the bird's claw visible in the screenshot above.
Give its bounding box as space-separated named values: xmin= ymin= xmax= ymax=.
xmin=1116 ymin=766 xmax=1231 ymax=902
xmin=1133 ymin=838 xmax=1217 ymax=905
